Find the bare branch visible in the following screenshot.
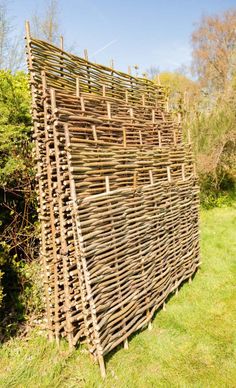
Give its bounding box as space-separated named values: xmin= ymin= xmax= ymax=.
xmin=191 ymin=9 xmax=236 ymax=91
xmin=31 ymin=0 xmax=60 ymax=45
xmin=0 ymin=1 xmax=24 ymax=71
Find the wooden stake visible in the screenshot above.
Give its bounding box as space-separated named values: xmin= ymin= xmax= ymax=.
xmin=173 ymin=130 xmax=177 ymax=146
xmin=76 ymin=77 xmax=80 ymax=97
xmin=60 ymin=35 xmax=64 ymax=51
xmin=133 ymin=171 xmax=137 ymax=189
xmin=177 ymin=112 xmax=181 ymax=124
xmin=107 ymin=102 xmax=111 ymax=119
xmin=142 ymin=94 xmax=145 ymax=106
xmin=139 ymin=130 xmax=143 ymax=145
xmin=123 ymin=127 xmax=127 ymax=148
xmin=181 ymin=164 xmax=185 ymax=181
xmin=84 ymin=49 xmax=88 ymax=61
xmin=105 ymin=176 xmax=110 ymax=193
xmin=149 ymin=170 xmax=154 ymax=185
xmin=167 ymin=166 xmax=171 ymax=183
xmin=92 ymin=125 xmax=98 ymax=143
xmin=152 ymin=109 xmax=155 ymax=124
xmin=80 ymin=96 xmax=85 ymax=112
xmin=158 ymin=130 xmax=162 ymax=147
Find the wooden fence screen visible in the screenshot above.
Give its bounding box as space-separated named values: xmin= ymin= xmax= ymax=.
xmin=26 ymin=22 xmax=200 ymax=377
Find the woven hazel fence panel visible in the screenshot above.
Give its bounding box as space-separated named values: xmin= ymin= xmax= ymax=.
xmin=25 ymin=22 xmax=200 ymax=377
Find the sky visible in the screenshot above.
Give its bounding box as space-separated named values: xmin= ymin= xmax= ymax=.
xmin=9 ymin=0 xmax=236 ymax=75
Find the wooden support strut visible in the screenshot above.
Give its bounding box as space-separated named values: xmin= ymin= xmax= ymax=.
xmin=64 ymin=124 xmax=106 ymax=378
xmin=139 ymin=130 xmax=143 ymax=146
xmin=25 ymin=20 xmax=53 ymax=340
xmin=106 ymin=102 xmax=111 ymax=119
xmin=64 ymin=124 xmax=95 ymax=353
xmin=142 ymin=94 xmax=145 ymax=107
xmin=181 ymin=164 xmax=185 ymax=181
xmin=41 ymin=76 xmax=60 ymax=344
xmin=50 ymin=88 xmax=75 ymax=349
xmin=105 ymin=176 xmax=129 ymax=349
xmin=173 ymin=130 xmax=177 ymax=146
xmin=167 ymin=166 xmax=171 ymax=183
xmin=76 ymin=77 xmax=80 ymax=97
xmin=152 ymin=109 xmax=155 ymax=124
xmin=123 ymin=127 xmax=127 ymax=148
xmin=92 ymin=125 xmax=98 ymax=144
xmin=158 ymin=130 xmax=162 ymax=147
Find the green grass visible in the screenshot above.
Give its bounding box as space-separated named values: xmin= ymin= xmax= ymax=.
xmin=0 ymin=205 xmax=236 ymax=387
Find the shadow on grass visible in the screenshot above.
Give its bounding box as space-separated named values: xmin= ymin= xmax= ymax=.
xmin=0 ymin=263 xmax=26 ymax=344
xmin=104 ymin=268 xmax=199 ymax=365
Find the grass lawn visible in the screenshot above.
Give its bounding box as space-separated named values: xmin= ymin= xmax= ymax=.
xmin=0 ymin=204 xmax=235 ymax=387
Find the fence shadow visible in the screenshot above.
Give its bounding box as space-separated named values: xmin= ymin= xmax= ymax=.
xmin=105 ymin=269 xmax=199 ymax=365
xmin=0 ymin=263 xmax=26 ymax=344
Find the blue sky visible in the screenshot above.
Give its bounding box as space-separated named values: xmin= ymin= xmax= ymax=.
xmin=10 ymin=0 xmax=236 ymax=74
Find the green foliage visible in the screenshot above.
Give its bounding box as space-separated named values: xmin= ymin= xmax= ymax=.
xmin=154 ymin=72 xmax=199 ymax=115
xmin=159 ymin=71 xmax=197 ymax=96
xmin=0 ymin=205 xmax=235 ymax=386
xmin=0 ymin=70 xmax=32 ymax=187
xmin=0 ymin=70 xmax=36 ymax=321
xmin=191 ymin=9 xmax=236 ymax=92
xmin=18 ymin=260 xmax=44 ymax=319
xmin=154 ymin=71 xmax=236 ymax=205
xmin=189 ymin=8 xmax=236 ymax=201
xmin=0 ymin=71 xmax=31 ymax=125
xmin=185 ymin=91 xmax=236 ymax=202
xmin=200 ymin=184 xmax=236 ymax=209
xmin=0 ymin=257 xmax=43 ymax=340
xmin=189 ymin=95 xmax=236 ymax=155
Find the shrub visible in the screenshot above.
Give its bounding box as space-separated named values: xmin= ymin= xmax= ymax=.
xmin=0 ymin=70 xmax=38 ymax=328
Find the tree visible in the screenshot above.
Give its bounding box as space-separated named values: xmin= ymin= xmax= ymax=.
xmin=192 ymin=9 xmax=236 ymax=91
xmin=32 ymin=0 xmax=60 ymax=45
xmin=159 ymin=72 xmax=198 ymax=96
xmin=146 ymin=66 xmax=160 ymax=80
xmin=0 ymin=1 xmax=24 ymax=71
xmin=154 ymin=71 xmax=199 ymax=114
xmin=0 ymin=1 xmax=9 ymax=69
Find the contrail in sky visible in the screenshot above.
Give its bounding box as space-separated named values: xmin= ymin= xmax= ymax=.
xmin=92 ymin=39 xmax=118 ymax=57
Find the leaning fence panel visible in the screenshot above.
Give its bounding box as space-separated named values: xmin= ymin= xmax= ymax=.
xmin=26 ymin=22 xmax=200 ymax=377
